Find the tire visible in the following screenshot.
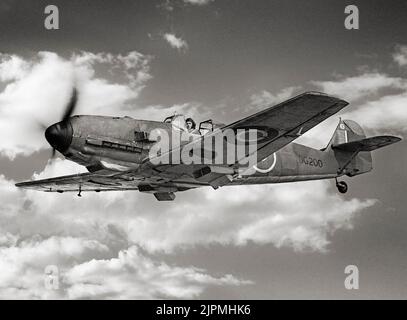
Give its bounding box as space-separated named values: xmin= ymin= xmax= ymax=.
xmin=336 ymin=181 xmax=348 ymax=194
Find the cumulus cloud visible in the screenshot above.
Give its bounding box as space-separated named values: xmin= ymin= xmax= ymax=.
xmin=125 ymin=181 xmax=375 ymax=253
xmin=0 ymin=51 xmax=211 ymax=160
xmin=0 ymin=122 xmax=378 ymax=298
xmin=64 ymin=246 xmax=249 ymax=299
xmin=0 ymin=236 xmax=107 ymax=299
xmin=0 ymin=51 xmax=152 ymax=159
xmin=133 ymin=101 xmax=211 ymax=123
xmin=0 ymin=156 xmax=374 ymax=297
xmin=311 ymin=72 xmax=407 ymax=102
xmin=250 ymin=71 xmax=407 ymax=148
xmin=6 ymin=159 xmax=374 ymax=255
xmin=0 ymin=236 xmax=246 ymax=299
xmin=0 ymin=172 xmax=250 ymax=299
xmin=249 ymin=86 xmax=301 ymax=112
xmin=343 ymin=92 xmax=407 ymax=134
xmin=0 ymin=51 xmax=212 ymax=161
xmin=298 ymin=67 xmax=407 ymax=148
xmin=0 ymin=55 xmax=31 ymax=82
xmin=393 ymin=45 xmax=407 ymax=67
xmin=0 ymin=233 xmax=246 ymax=299
xmin=163 ymin=33 xmax=188 ymax=52
xmin=3 ymin=158 xmax=376 ymax=252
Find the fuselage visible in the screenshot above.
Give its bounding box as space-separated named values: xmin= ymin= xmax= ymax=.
xmin=45 ymin=115 xmax=342 ymax=187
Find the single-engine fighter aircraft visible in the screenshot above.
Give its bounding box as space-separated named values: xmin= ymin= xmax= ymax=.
xmin=16 ymin=90 xmax=401 ymax=201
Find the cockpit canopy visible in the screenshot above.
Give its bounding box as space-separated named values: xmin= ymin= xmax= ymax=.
xmin=163 ymin=114 xmax=188 ymax=132
xmin=163 ymin=114 xmax=225 ymax=135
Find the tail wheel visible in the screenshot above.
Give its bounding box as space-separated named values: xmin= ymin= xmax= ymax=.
xmin=336 ymin=181 xmax=348 ymax=194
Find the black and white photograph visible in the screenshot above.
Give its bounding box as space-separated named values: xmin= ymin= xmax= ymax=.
xmin=0 ymin=0 xmax=406 ymax=304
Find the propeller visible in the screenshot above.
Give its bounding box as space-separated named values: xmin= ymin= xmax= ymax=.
xmin=44 ymin=87 xmax=79 ymax=160
xmin=61 ymin=87 xmax=78 ymax=124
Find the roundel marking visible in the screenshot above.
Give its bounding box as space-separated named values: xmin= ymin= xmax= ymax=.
xmin=253 ymin=152 xmax=277 ymax=173
xmin=233 ymin=126 xmax=279 ymax=144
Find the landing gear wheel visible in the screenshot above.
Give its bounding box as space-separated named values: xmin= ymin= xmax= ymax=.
xmin=336 ymin=180 xmax=348 ymax=194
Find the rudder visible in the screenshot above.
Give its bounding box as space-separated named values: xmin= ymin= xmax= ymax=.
xmin=325 ymin=119 xmax=401 ymax=177
xmin=325 ymin=119 xmax=372 ymax=177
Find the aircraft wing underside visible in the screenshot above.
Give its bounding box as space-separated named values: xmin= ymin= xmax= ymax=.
xmin=14 ymin=171 xmax=207 ymax=193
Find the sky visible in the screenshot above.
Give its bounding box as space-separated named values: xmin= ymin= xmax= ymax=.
xmin=0 ymin=0 xmax=407 ymax=299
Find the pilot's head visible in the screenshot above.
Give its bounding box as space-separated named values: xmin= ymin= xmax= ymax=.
xmin=186 ymin=118 xmax=196 ymax=131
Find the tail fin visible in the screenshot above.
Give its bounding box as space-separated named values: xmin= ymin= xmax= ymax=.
xmin=325 ymin=119 xmax=401 ymax=176
xmin=326 ymin=119 xmax=366 ymax=148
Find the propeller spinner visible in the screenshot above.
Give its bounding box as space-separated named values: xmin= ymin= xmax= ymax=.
xmin=44 ymin=88 xmax=77 ymax=156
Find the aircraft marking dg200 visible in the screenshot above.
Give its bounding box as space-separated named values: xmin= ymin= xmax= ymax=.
xmin=16 ymin=90 xmax=401 ymax=201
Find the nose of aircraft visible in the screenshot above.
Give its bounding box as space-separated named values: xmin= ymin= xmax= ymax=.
xmin=45 ymin=121 xmax=73 ymax=152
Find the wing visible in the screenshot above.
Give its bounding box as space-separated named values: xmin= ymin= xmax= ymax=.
xmin=222 ymin=91 xmax=349 ymax=162
xmin=15 ymin=172 xmax=139 ymax=192
xmin=15 ymin=170 xmax=205 ymax=200
xmin=141 ymin=91 xmax=349 ymax=187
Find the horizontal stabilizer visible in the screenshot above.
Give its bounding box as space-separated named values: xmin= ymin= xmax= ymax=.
xmin=333 ymin=135 xmax=401 ymax=152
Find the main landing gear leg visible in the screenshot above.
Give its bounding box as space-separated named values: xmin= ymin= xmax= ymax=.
xmin=77 ymin=185 xmax=82 ymax=197
xmin=335 ymin=178 xmax=348 ymax=194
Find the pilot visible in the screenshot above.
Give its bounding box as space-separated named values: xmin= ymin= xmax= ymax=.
xmin=185 ymin=118 xmax=197 ymax=134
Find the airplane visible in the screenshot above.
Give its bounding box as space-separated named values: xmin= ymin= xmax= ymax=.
xmin=15 ymin=89 xmax=401 ymax=201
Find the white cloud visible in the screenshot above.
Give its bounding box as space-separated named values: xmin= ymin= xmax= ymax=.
xmin=0 ymin=51 xmax=211 ymax=160
xmin=250 ymin=73 xmax=406 ymax=148
xmin=0 ymin=172 xmax=251 ymax=299
xmin=249 ymin=86 xmax=301 ymax=112
xmin=0 ymin=236 xmax=109 ymax=299
xmin=311 ymin=72 xmax=407 ymax=102
xmin=65 ymin=246 xmax=249 ymax=299
xmin=298 ymin=69 xmax=407 ymax=148
xmin=0 ymin=51 xmax=155 ymax=159
xmin=393 ymin=45 xmax=407 ymax=67
xmin=343 ymin=91 xmax=407 ymax=134
xmin=123 ymin=181 xmax=375 ymax=253
xmin=4 ymin=159 xmax=375 ymax=255
xmin=0 ymin=236 xmax=246 ymax=299
xmin=0 ymin=54 xmax=31 ymax=82
xmin=71 ymin=51 xmax=152 ymax=89
xmin=163 ymin=33 xmax=188 ymax=52
xmin=132 ymin=102 xmax=211 ymax=123
xmin=0 ymin=152 xmax=376 ymax=298
xmin=0 ymin=51 xmax=152 ymax=159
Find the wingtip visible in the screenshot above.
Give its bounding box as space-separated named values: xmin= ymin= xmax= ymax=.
xmin=304 ymin=91 xmax=330 ymax=96
xmin=15 ymin=181 xmax=31 ymax=188
xmin=303 ymin=91 xmax=349 ymax=104
xmin=391 ymin=136 xmax=402 ymax=143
